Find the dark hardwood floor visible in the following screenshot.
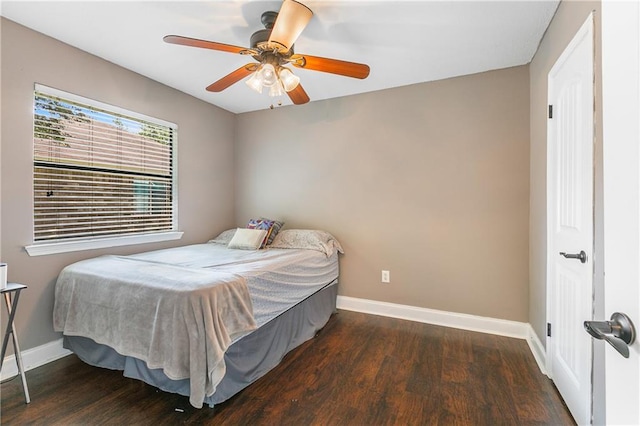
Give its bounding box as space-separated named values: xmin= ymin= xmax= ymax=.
xmin=1 ymin=310 xmax=574 ymax=425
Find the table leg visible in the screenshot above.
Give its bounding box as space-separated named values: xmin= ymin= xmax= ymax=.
xmin=0 ymin=293 xmax=15 ymax=370
xmin=2 ymin=291 xmax=31 ymax=403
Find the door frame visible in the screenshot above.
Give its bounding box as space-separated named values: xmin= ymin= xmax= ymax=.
xmin=545 ymin=12 xmax=595 ymax=424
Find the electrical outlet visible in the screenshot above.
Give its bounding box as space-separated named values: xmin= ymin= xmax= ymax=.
xmin=381 ymin=270 xmax=390 ymax=283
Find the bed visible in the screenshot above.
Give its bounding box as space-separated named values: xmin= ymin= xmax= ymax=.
xmin=53 ymin=228 xmax=342 ymax=408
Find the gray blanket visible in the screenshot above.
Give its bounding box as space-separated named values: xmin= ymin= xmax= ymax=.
xmin=53 ymin=255 xmax=257 ymax=408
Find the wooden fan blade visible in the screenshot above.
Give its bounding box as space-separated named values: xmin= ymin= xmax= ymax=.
xmin=206 ymin=64 xmax=259 ymax=92
xmin=163 ymin=35 xmax=248 ymax=54
xmin=291 ymin=54 xmax=370 ymax=79
xmin=287 ymin=83 xmax=310 ymax=105
xmin=268 ymin=0 xmax=313 ymax=53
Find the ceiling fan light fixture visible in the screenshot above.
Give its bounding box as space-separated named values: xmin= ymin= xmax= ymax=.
xmin=245 ymin=69 xmax=264 ymax=93
xmin=165 ymin=0 xmax=367 ymax=107
xmin=269 ymin=81 xmax=285 ymax=97
xmin=279 ymin=67 xmax=300 ymax=92
xmin=260 ymin=63 xmax=278 ymax=87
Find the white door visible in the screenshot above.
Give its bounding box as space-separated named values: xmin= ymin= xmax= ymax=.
xmin=546 ymin=14 xmax=594 ymax=426
xmin=601 ymin=1 xmax=640 ymax=424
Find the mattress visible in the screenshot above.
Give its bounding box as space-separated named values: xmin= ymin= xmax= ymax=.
xmin=127 ymin=243 xmax=339 ymax=330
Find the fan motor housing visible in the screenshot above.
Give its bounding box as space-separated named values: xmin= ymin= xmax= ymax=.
xmin=250 ymin=29 xmax=271 ymax=50
xmin=261 ymin=11 xmax=278 ymax=29
xmin=250 ymin=11 xmax=278 ymax=49
xmin=250 ymin=11 xmax=294 ymax=63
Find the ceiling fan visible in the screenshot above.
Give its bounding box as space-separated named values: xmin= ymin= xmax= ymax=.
xmin=163 ymin=0 xmax=370 ymax=106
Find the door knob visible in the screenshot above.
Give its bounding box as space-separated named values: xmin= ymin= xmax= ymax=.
xmin=584 ymin=312 xmax=636 ymax=358
xmin=559 ymin=250 xmax=587 ymax=263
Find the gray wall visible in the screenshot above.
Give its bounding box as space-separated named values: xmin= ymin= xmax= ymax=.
xmin=235 ymin=66 xmax=531 ymax=322
xmin=2 ymin=10 xmax=542 ymax=356
xmin=0 ymin=18 xmax=237 ymax=351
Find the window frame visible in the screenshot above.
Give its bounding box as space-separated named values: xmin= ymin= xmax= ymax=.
xmin=25 ymin=84 xmax=182 ymax=256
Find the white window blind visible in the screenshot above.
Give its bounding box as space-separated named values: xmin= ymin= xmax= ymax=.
xmin=33 ymin=85 xmax=177 ymax=243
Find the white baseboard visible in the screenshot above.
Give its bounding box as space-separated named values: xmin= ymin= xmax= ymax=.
xmin=1 ymin=338 xmax=71 ymax=381
xmin=337 ymin=295 xmax=547 ymax=374
xmin=526 ymin=324 xmax=548 ymax=376
xmin=337 ymin=295 xmax=529 ymax=338
xmin=2 ymin=299 xmax=549 ymax=381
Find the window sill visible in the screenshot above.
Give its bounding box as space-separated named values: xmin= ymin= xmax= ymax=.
xmin=24 ymin=231 xmax=184 ymax=257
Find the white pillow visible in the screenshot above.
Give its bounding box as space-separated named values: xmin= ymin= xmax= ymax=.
xmin=208 ymin=229 xmax=236 ymax=245
xmin=269 ymin=229 xmax=344 ymax=257
xmin=227 ymin=228 xmax=268 ymax=250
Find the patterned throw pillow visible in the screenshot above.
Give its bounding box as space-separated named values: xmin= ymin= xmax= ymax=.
xmin=247 ymin=218 xmax=275 ymax=248
xmin=260 ymin=217 xmax=284 ymax=245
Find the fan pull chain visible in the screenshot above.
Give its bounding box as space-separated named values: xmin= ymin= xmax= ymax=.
xmin=269 ymin=99 xmax=283 ymax=110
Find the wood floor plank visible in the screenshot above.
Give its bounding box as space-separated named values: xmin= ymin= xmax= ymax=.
xmin=406 ymin=326 xmax=445 ymax=398
xmin=473 ymin=344 xmax=523 ymax=424
xmin=0 ymin=310 xmax=574 ymax=425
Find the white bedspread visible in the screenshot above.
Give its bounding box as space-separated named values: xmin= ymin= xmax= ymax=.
xmin=53 ymin=243 xmax=339 ymax=408
xmin=53 ymin=254 xmax=256 ymax=408
xmin=129 ymin=244 xmax=340 ymax=327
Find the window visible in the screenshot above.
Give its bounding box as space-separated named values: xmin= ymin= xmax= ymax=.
xmin=27 ymin=85 xmax=180 ymax=255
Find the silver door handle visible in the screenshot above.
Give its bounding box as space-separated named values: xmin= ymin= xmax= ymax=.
xmin=559 ymin=250 xmax=587 ymax=263
xmin=584 ymin=312 xmax=636 ymax=358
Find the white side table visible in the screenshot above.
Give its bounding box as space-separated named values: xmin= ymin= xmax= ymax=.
xmin=0 ymin=283 xmax=30 ymax=403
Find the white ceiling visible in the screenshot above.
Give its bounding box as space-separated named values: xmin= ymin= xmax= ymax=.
xmin=1 ymin=1 xmax=559 ymax=114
